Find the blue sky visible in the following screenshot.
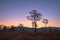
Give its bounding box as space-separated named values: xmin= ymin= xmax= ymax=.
xmin=0 ymin=0 xmax=60 ymax=27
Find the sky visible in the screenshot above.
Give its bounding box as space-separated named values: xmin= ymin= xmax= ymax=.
xmin=0 ymin=0 xmax=60 ymax=28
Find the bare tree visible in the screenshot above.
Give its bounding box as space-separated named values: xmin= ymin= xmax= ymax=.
xmin=42 ymin=19 xmax=48 ymax=28
xmin=26 ymin=10 xmax=42 ymax=32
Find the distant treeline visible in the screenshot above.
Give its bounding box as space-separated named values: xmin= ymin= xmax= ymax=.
xmin=0 ymin=24 xmax=60 ymax=32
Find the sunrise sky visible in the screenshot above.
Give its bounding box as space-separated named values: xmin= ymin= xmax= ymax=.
xmin=0 ymin=0 xmax=60 ymax=28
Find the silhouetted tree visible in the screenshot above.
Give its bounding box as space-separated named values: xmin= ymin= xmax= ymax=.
xmin=0 ymin=25 xmax=2 ymax=32
xmin=6 ymin=27 xmax=9 ymax=32
xmin=3 ymin=26 xmax=7 ymax=32
xmin=42 ymin=19 xmax=48 ymax=28
xmin=0 ymin=25 xmax=2 ymax=28
xmin=19 ymin=24 xmax=23 ymax=27
xmin=49 ymin=29 xmax=52 ymax=31
xmin=18 ymin=24 xmax=24 ymax=32
xmin=54 ymin=29 xmax=57 ymax=32
xmin=26 ymin=10 xmax=42 ymax=32
xmin=10 ymin=25 xmax=15 ymax=31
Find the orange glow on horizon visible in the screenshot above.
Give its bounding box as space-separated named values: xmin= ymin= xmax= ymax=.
xmin=0 ymin=19 xmax=60 ymax=28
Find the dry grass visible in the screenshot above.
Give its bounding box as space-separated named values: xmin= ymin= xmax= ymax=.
xmin=0 ymin=32 xmax=60 ymax=40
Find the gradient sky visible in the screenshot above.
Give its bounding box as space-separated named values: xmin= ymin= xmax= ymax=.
xmin=0 ymin=0 xmax=60 ymax=28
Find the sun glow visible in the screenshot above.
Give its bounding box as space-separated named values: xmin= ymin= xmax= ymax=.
xmin=0 ymin=19 xmax=60 ymax=28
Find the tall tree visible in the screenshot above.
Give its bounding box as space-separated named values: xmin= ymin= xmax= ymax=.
xmin=26 ymin=10 xmax=42 ymax=32
xmin=42 ymin=19 xmax=48 ymax=27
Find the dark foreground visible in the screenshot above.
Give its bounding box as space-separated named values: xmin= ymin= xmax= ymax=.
xmin=0 ymin=32 xmax=60 ymax=40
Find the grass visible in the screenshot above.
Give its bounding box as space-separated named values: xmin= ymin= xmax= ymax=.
xmin=0 ymin=32 xmax=60 ymax=40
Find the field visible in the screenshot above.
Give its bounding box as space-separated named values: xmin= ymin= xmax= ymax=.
xmin=0 ymin=32 xmax=60 ymax=40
